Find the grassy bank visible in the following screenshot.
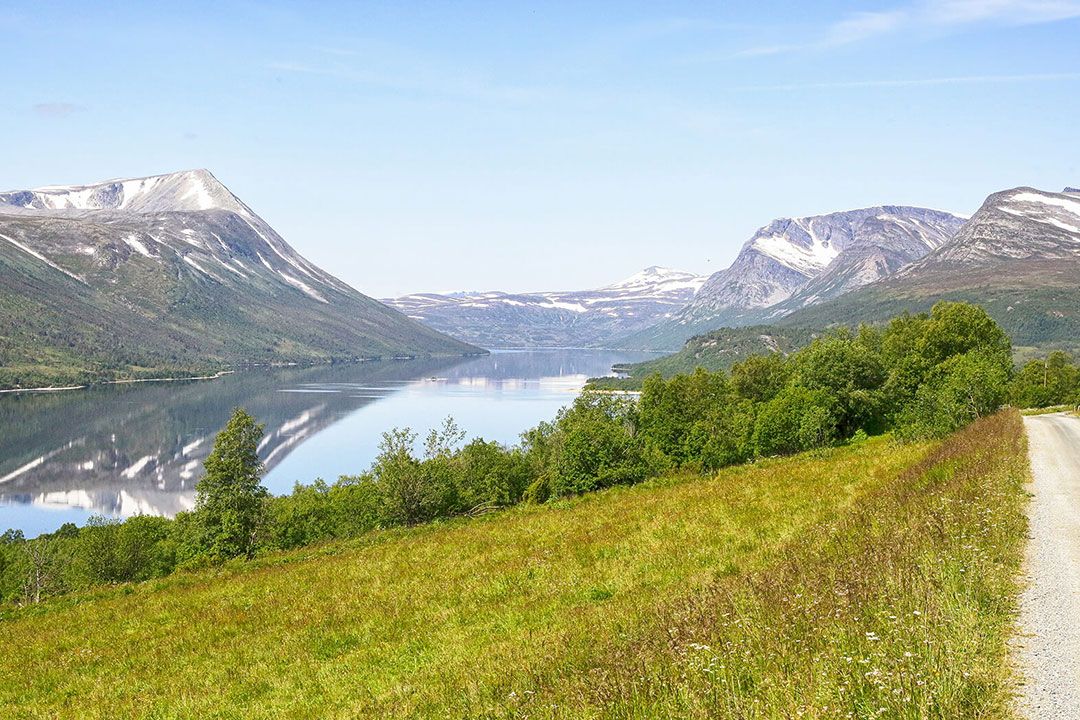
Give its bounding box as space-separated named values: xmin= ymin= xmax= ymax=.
xmin=0 ymin=412 xmax=1027 ymax=719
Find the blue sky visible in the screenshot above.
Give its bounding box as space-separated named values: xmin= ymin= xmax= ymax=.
xmin=3 ymin=1 xmax=1079 ymax=297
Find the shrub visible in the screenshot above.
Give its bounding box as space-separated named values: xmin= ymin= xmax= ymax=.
xmin=753 ymin=386 xmax=837 ymax=456
xmin=523 ymin=476 xmax=551 ymax=505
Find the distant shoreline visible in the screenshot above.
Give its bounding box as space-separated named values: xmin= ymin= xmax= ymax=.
xmin=0 ymin=370 xmax=235 ymax=395
xmin=0 ymin=352 xmax=491 ymax=395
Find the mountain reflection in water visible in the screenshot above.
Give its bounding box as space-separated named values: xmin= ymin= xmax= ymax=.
xmin=0 ymin=349 xmax=653 ymax=536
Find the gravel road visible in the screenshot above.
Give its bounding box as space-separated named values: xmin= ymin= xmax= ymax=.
xmin=1016 ymin=412 xmax=1080 ymax=718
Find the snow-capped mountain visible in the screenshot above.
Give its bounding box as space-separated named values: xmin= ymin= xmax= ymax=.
xmin=386 ymin=267 xmax=706 ymax=348
xmin=898 ymin=187 xmax=1080 ymax=270
xmin=0 ymin=169 xmax=252 ymax=215
xmin=619 ymin=206 xmax=965 ymax=349
xmin=0 ymin=169 xmax=355 ymax=300
xmin=764 ymin=208 xmax=965 ymax=316
xmin=0 ymin=170 xmax=476 ymax=388
xmin=776 ymin=186 xmax=1080 ymax=350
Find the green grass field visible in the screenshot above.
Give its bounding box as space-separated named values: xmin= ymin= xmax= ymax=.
xmin=0 ymin=412 xmax=1028 ymax=719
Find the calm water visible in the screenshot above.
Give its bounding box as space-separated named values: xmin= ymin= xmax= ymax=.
xmin=0 ymin=349 xmax=654 ymax=537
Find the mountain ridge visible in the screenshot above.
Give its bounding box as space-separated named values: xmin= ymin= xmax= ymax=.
xmin=386 ymin=267 xmax=706 ymax=348
xmin=613 ymin=205 xmax=966 ymax=350
xmin=0 ymin=170 xmax=479 ymax=389
xmin=774 ymin=185 xmax=1080 ymax=351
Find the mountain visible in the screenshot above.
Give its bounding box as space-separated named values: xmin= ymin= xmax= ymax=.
xmin=385 ymin=266 xmax=706 ymax=348
xmin=618 ymin=206 xmax=966 ymax=350
xmin=777 ymin=186 xmax=1080 ymax=350
xmin=0 ymin=170 xmax=478 ymax=389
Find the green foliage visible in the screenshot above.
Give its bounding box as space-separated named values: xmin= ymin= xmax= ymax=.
xmin=787 ymin=330 xmax=886 ymax=436
xmin=638 ymin=368 xmax=754 ymax=470
xmin=522 ymin=476 xmax=551 ymax=505
xmin=549 ymin=391 xmax=659 ymax=495
xmin=591 ymin=325 xmax=819 ymax=386
xmin=730 ymin=353 xmax=790 ymax=403
xmin=455 ymin=438 xmax=531 ymax=509
xmin=1009 ymin=350 xmax=1080 ymax=408
xmin=68 ymin=515 xmax=174 ymax=587
xmin=193 ymin=408 xmax=269 ymax=560
xmin=753 ymin=386 xmax=838 ymax=456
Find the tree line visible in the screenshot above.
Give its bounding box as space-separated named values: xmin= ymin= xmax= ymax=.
xmin=0 ymin=302 xmax=1049 ymax=606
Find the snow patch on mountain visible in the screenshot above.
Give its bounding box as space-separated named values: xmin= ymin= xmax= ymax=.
xmin=0 ymin=231 xmax=86 ymax=283
xmin=1010 ymin=191 xmax=1080 ymax=217
xmin=123 ymin=234 xmax=155 ymax=258
xmin=386 ymin=267 xmax=707 ymax=348
xmin=1 ymin=169 xmax=249 ymax=215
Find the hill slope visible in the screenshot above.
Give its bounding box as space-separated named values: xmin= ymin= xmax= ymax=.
xmin=386 ymin=266 xmax=705 ymax=348
xmin=0 ymin=170 xmax=478 ymax=388
xmin=778 ymin=187 xmax=1080 ymax=351
xmin=588 ymin=325 xmax=819 ymax=389
xmin=0 ymin=413 xmax=1026 ymax=719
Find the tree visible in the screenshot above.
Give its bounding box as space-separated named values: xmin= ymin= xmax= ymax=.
xmin=1010 ymin=351 xmax=1080 ymax=408
xmin=787 ymin=332 xmax=887 ymax=437
xmin=882 ymin=302 xmax=1012 ymax=427
xmin=194 ymin=408 xmax=268 ymax=560
xmin=752 ymin=386 xmax=838 ymax=457
xmin=731 ymin=353 xmax=790 ymax=404
xmin=372 ymin=427 xmax=426 ymax=525
xmin=21 ymin=538 xmax=69 ymax=604
xmin=637 ymin=368 xmax=732 ymax=466
xmin=899 ymin=349 xmax=1011 ymax=439
xmin=551 ymin=391 xmax=655 ymax=495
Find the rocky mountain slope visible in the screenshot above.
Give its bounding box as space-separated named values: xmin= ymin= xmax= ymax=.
xmin=618 ymin=206 xmax=965 ymax=350
xmin=0 ymin=170 xmax=478 ymax=389
xmin=386 ymin=266 xmax=705 ymax=348
xmin=778 ymin=186 xmax=1080 ymax=349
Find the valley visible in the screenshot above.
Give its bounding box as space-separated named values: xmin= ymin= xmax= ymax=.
xmin=4 ymin=6 xmax=1079 ymax=719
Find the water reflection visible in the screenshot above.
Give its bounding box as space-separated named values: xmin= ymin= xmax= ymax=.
xmin=0 ymin=350 xmax=652 ymax=536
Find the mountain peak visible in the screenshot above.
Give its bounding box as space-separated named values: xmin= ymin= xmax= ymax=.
xmin=604 ymin=266 xmax=705 ymax=292
xmin=1 ymin=169 xmax=251 ymax=215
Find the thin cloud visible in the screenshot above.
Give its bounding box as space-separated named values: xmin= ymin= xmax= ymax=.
xmin=737 ymin=0 xmax=1080 ymax=56
xmin=33 ymin=103 xmax=86 ymax=117
xmin=731 ymin=71 xmax=1080 ymax=91
xmin=268 ymin=60 xmax=548 ymax=104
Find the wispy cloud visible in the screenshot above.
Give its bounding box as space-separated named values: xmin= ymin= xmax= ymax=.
xmin=33 ymin=103 xmax=86 ymax=117
xmin=737 ymin=0 xmax=1080 ymax=56
xmin=270 ymin=42 xmax=551 ymax=105
xmin=731 ymin=71 xmax=1080 ymax=91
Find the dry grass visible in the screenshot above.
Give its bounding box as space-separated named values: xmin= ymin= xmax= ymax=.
xmin=0 ymin=413 xmax=1028 ymax=719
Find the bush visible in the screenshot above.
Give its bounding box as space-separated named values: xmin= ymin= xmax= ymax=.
xmin=523 ymin=476 xmax=551 ymax=505
xmin=550 ymin=392 xmax=657 ymax=495
xmin=753 ymin=386 xmax=838 ymax=456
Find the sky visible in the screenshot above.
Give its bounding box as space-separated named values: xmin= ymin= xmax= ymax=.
xmin=2 ymin=1 xmax=1079 ymax=297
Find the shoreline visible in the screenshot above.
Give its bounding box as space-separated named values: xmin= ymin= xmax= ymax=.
xmin=0 ymin=370 xmax=235 ymax=395
xmin=0 ymin=351 xmax=491 ymax=395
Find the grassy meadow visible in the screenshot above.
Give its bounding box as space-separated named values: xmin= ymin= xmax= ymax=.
xmin=0 ymin=411 xmax=1028 ymax=719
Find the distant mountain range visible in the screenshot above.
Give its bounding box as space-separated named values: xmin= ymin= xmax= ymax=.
xmin=386 ymin=266 xmax=705 ymax=348
xmin=619 ymin=206 xmax=966 ymax=350
xmin=393 ymin=185 xmax=1080 ymax=358
xmin=0 ymin=169 xmax=478 ymax=389
xmin=6 ymin=168 xmax=1078 ymax=388
xmin=776 ymin=186 xmax=1080 ymax=350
